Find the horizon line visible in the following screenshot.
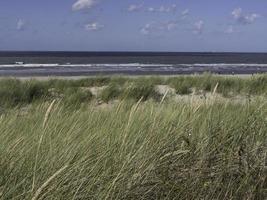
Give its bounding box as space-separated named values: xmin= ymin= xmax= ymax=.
xmin=1 ymin=50 xmax=267 ymax=54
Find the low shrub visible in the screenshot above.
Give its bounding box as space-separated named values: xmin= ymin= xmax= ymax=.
xmin=175 ymin=83 xmax=192 ymax=95
xmin=99 ymin=84 xmax=122 ymax=102
xmin=63 ymin=87 xmax=93 ymax=107
xmin=121 ymin=82 xmax=161 ymax=101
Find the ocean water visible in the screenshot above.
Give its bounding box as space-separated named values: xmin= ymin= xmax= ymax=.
xmin=0 ymin=51 xmax=267 ymax=76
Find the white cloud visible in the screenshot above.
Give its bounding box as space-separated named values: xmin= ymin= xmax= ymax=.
xmin=166 ymin=21 xmax=177 ymax=31
xmin=84 ymin=22 xmax=104 ymax=31
xmin=147 ymin=4 xmax=177 ymax=13
xmin=17 ymin=19 xmax=26 ymax=31
xmin=232 ymin=8 xmax=242 ymax=19
xmin=224 ymin=25 xmax=241 ymax=34
xmin=181 ymin=9 xmax=189 ymax=18
xmin=147 ymin=7 xmax=155 ymax=12
xmin=225 ymin=26 xmax=234 ymax=34
xmin=128 ymin=4 xmax=177 ymax=14
xmin=128 ymin=4 xmax=143 ymax=12
xmin=72 ymin=0 xmax=98 ymax=11
xmin=140 ymin=23 xmax=152 ymax=35
xmin=140 ymin=21 xmax=178 ymax=35
xmin=232 ymin=8 xmax=260 ymax=25
xmin=193 ymin=20 xmax=204 ymax=34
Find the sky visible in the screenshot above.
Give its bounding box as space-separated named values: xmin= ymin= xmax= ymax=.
xmin=0 ymin=0 xmax=267 ymax=52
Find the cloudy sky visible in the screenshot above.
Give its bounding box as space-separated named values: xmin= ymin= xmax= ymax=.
xmin=0 ymin=0 xmax=266 ymax=52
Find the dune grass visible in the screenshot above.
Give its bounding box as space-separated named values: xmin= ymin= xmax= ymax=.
xmin=0 ymin=75 xmax=266 ymax=199
xmin=0 ymin=99 xmax=266 ymax=199
xmin=0 ymin=74 xmax=266 ymax=107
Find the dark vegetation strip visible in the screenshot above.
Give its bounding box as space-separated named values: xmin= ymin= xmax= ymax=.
xmin=0 ymin=74 xmax=266 ymax=108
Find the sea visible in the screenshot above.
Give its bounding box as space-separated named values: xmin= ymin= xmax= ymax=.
xmin=0 ymin=51 xmax=267 ymax=76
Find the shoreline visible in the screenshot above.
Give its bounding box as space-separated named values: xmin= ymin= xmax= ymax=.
xmin=0 ymin=63 xmax=267 ymax=77
xmin=0 ymin=69 xmax=266 ymax=78
xmin=0 ymin=74 xmax=256 ymax=81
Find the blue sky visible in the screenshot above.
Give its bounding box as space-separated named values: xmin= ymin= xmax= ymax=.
xmin=0 ymin=0 xmax=266 ymax=52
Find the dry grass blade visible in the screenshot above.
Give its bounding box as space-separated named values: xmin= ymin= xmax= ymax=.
xmin=213 ymin=82 xmax=219 ymax=95
xmin=160 ymin=89 xmax=169 ymax=104
xmin=160 ymin=150 xmax=190 ymax=160
xmin=122 ymin=96 xmax=144 ymax=148
xmin=43 ymin=100 xmax=56 ymax=128
xmin=132 ymin=96 xmax=144 ymax=113
xmin=126 ymin=96 xmax=143 ymax=127
xmin=31 ymin=165 xmax=69 ymax=200
xmin=32 ymin=99 xmax=56 ymax=192
xmin=115 ymin=99 xmax=124 ymax=114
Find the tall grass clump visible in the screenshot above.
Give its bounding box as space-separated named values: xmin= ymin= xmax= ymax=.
xmin=0 ymin=79 xmax=24 ymax=107
xmin=99 ymin=84 xmax=122 ymax=103
xmin=47 ymin=77 xmax=111 ymax=89
xmin=0 ymin=99 xmax=266 ymax=199
xmin=23 ymin=80 xmax=50 ymax=103
xmin=0 ymin=79 xmax=49 ymax=107
xmin=62 ymin=87 xmax=93 ymax=108
xmin=247 ymin=75 xmax=267 ymax=95
xmin=167 ymin=74 xmax=267 ymax=96
xmin=121 ymin=82 xmax=161 ymax=101
xmin=174 ymin=81 xmax=192 ymax=95
xmin=100 ymin=79 xmax=162 ymax=102
xmin=0 ymin=74 xmax=266 ymax=107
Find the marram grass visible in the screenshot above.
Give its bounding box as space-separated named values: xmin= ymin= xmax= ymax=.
xmin=0 ymin=99 xmax=266 ymax=199
xmin=0 ymin=74 xmax=266 ymax=108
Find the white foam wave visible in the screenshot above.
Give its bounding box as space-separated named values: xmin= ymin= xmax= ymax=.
xmin=0 ymin=63 xmax=267 ymax=68
xmin=179 ymin=63 xmax=267 ymax=67
xmin=0 ymin=63 xmax=173 ymax=68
